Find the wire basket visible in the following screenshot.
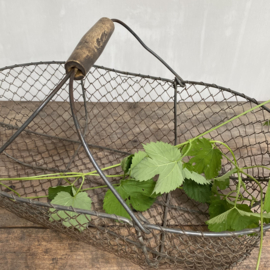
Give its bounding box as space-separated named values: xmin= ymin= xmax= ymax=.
xmin=0 ymin=18 xmax=270 ymax=269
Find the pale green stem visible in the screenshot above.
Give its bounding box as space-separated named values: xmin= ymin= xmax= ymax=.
xmin=242 ymin=165 xmax=270 ymax=171
xmin=234 ymin=172 xmax=242 ymax=207
xmin=24 ymin=195 xmax=48 ymax=199
xmin=83 ymin=174 xmax=124 ymax=178
xmin=225 ymin=190 xmax=237 ymax=202
xmin=84 ymin=163 xmax=121 ymax=176
xmin=240 ymin=181 xmax=257 ymax=203
xmin=75 ymin=175 xmax=85 ymax=196
xmin=0 ymin=182 xmax=21 ymax=197
xmin=176 ymin=99 xmax=270 ymax=149
xmin=217 ymin=192 xmax=253 ymax=202
xmin=181 ymin=140 xmax=192 ymax=158
xmin=71 ymin=176 xmax=81 ymax=186
xmin=81 ymin=183 xmax=120 ymax=192
xmin=240 ymin=170 xmax=264 ymax=270
xmin=0 ymin=175 xmax=82 ymax=181
xmin=220 ymin=149 xmax=258 ymax=204
xmin=0 ymin=163 xmax=122 ymax=184
xmin=211 ymin=140 xmax=237 ymax=164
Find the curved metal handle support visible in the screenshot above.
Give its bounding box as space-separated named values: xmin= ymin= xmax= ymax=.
xmin=111 ymin=18 xmax=185 ymax=87
xmin=68 ymin=68 xmax=150 ymax=234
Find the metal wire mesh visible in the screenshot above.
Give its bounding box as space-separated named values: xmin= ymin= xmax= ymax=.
xmin=0 ymin=62 xmax=270 ymax=269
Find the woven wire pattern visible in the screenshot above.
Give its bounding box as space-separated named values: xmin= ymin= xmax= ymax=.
xmin=0 ymin=62 xmax=269 ymax=269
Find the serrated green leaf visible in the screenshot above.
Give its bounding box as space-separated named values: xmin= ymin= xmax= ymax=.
xmin=121 ymin=155 xmax=134 ymax=174
xmin=263 ymin=181 xmax=270 ymax=213
xmin=207 ymin=205 xmax=260 ymax=232
xmin=185 ymin=138 xmax=222 ymax=179
xmin=49 ymin=191 xmax=92 ymax=231
xmin=143 ymin=141 xmax=181 ymax=162
xmin=207 ymin=208 xmax=233 ymax=232
xmin=183 ymin=179 xmax=212 ymax=203
xmin=103 ymin=179 xmax=157 ymax=219
xmin=131 ymin=142 xmax=184 ymax=194
xmin=237 ymin=208 xmax=270 ymax=219
xmin=183 ymin=167 xmax=209 ymax=185
xmin=48 ymin=185 xmax=73 ymax=200
xmin=231 ymin=209 xmax=259 ymax=231
xmin=130 ymin=151 xmax=147 ymax=171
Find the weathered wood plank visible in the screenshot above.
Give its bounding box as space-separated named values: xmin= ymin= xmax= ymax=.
xmin=0 ymin=228 xmax=139 ymax=270
xmin=0 ymin=207 xmax=41 ymax=228
xmin=0 ymin=221 xmax=269 ymax=270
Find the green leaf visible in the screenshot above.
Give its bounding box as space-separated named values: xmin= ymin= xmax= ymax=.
xmin=185 ymin=138 xmax=222 ymax=179
xmin=121 ymin=155 xmax=134 ymax=174
xmin=231 ymin=209 xmax=259 ymax=231
xmin=131 ymin=142 xmax=184 ymax=194
xmin=143 ymin=141 xmax=181 ymax=162
xmin=122 ymin=179 xmax=158 ymax=211
xmin=183 ymin=167 xmax=209 ymax=185
xmin=103 ymin=185 xmax=131 ymax=220
xmin=48 ymin=185 xmax=73 ymax=200
xmin=212 ymin=168 xmax=236 ymax=192
xmin=207 ymin=205 xmax=260 ymax=232
xmin=183 ymin=179 xmax=212 ymax=203
xmin=130 ymin=151 xmax=147 ymax=171
xmin=263 ymin=181 xmax=270 ymax=213
xmin=263 ymin=120 xmax=270 ymax=126
xmin=49 ymin=191 xmax=92 ymax=231
xmin=212 ymin=178 xmax=230 ymax=193
xmin=207 ymin=208 xmax=233 ymax=232
xmin=103 ymin=179 xmax=157 ymax=219
xmin=208 ymin=195 xmax=231 ymax=219
xmin=72 ymin=186 xmax=79 ymax=196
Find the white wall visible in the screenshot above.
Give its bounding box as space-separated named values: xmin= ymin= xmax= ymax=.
xmin=1 ymin=0 xmax=270 ymax=100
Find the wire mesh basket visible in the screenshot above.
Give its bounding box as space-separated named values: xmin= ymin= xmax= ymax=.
xmin=0 ymin=18 xmax=270 ymax=270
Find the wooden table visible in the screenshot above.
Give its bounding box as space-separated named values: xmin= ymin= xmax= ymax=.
xmin=0 ymin=203 xmax=270 ymax=269
xmin=1 ymin=99 xmax=270 ymax=269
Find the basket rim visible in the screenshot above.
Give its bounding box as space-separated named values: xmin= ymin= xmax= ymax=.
xmin=1 ymin=190 xmax=270 ymax=237
xmin=1 ymin=60 xmax=270 ymax=113
xmin=1 ymin=60 xmax=270 ymax=236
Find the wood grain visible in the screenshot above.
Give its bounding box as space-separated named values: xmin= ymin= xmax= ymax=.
xmin=1 ymin=207 xmax=270 ymax=270
xmin=0 ymin=100 xmax=270 ymax=269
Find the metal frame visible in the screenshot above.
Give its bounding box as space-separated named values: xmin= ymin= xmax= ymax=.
xmin=0 ymin=61 xmax=270 ymax=237
xmin=0 ymin=18 xmax=268 ymax=269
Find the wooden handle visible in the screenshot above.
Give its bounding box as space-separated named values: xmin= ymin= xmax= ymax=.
xmin=65 ymin=17 xmax=114 ymax=80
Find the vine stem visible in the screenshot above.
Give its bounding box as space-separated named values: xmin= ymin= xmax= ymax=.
xmin=175 ymin=98 xmax=270 ymax=149
xmin=25 ymin=195 xmax=48 ymax=199
xmin=210 ymin=141 xmax=264 ymax=269
xmin=84 ymin=163 xmax=121 ymax=176
xmin=218 ymin=142 xmax=264 ymax=270
xmin=240 ymin=170 xmax=264 ymax=270
xmin=0 ymin=182 xmax=21 ymax=197
xmin=210 ymin=140 xmax=243 ymax=207
xmin=81 ymin=183 xmax=120 ymax=192
xmin=75 ymin=175 xmax=85 ymax=196
xmin=0 ymin=164 xmax=122 ymax=183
